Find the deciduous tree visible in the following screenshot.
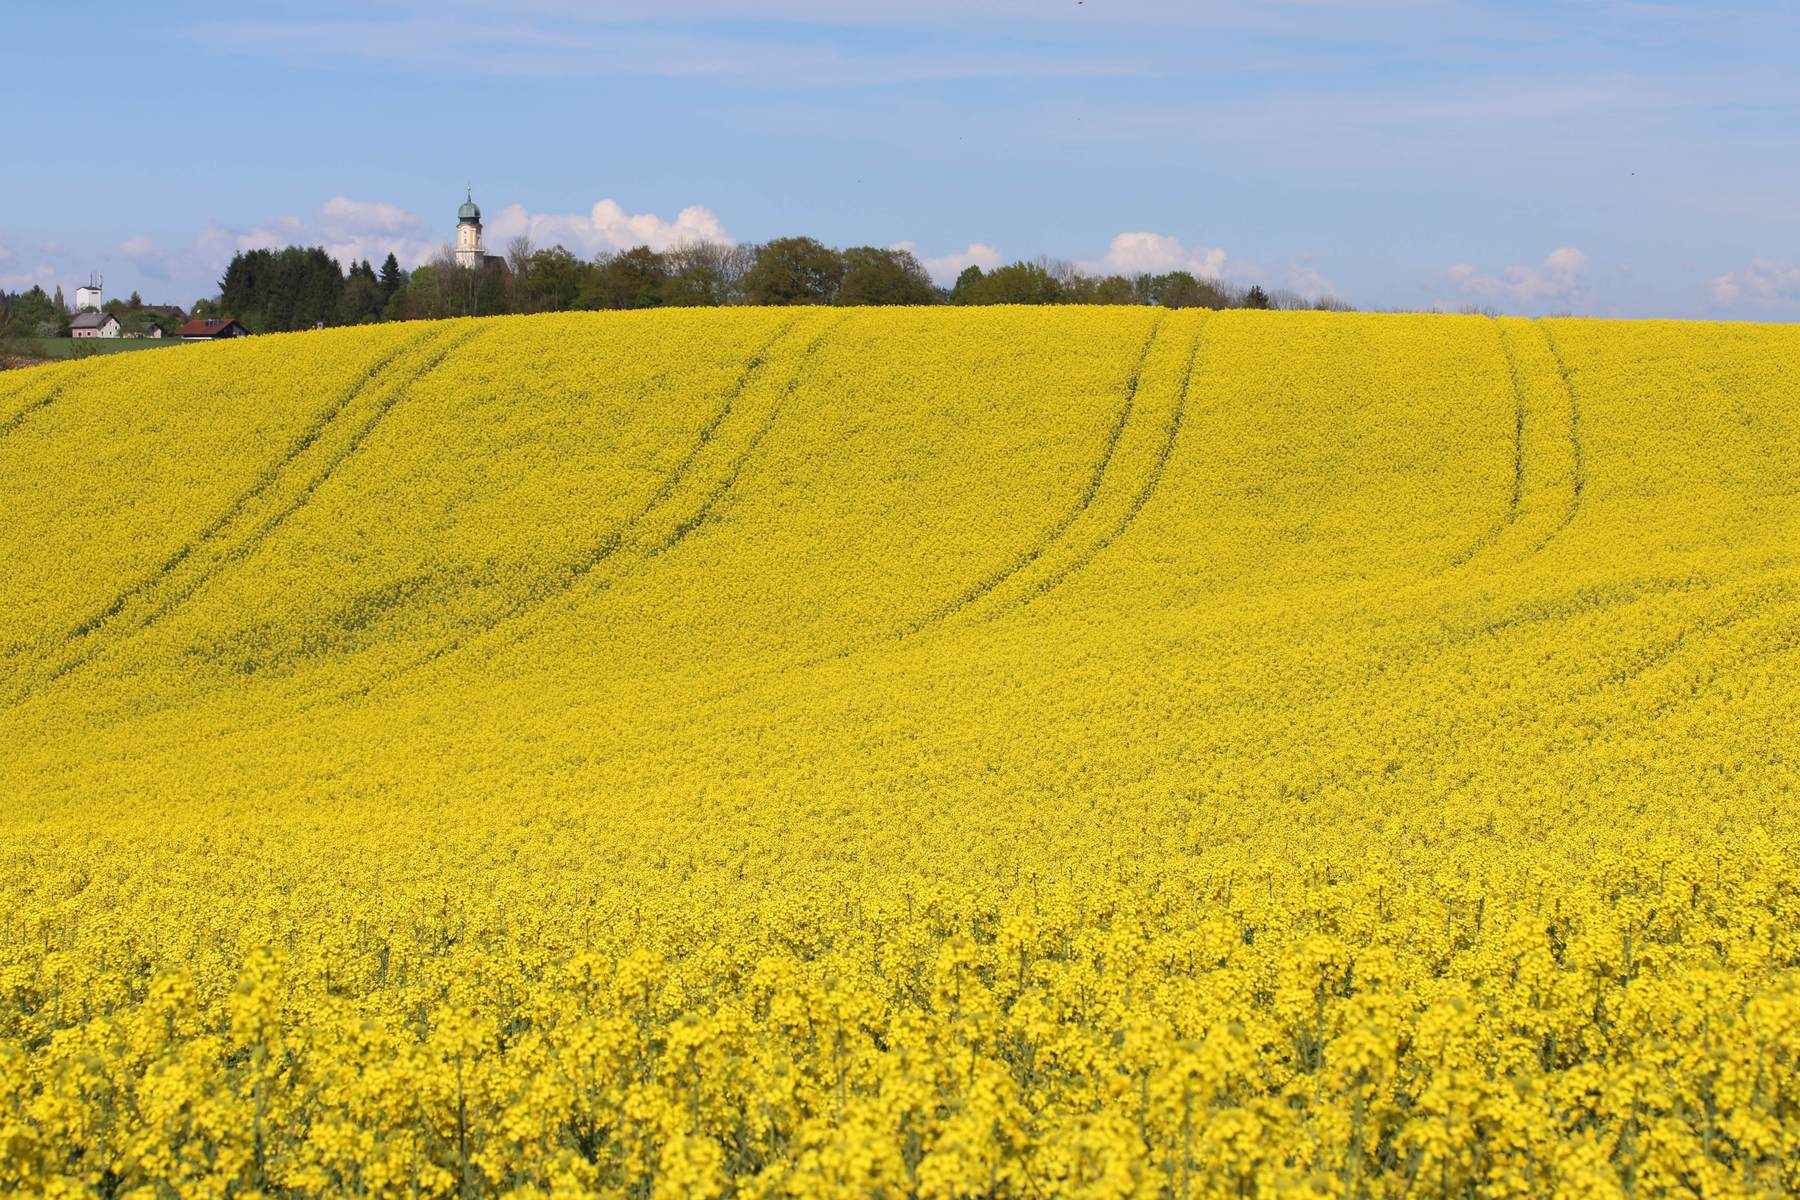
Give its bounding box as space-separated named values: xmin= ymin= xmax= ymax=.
xmin=837 ymin=247 xmax=939 ymax=306
xmin=743 ymin=237 xmax=845 ymax=305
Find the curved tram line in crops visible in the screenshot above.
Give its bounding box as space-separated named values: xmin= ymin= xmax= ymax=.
xmin=129 ymin=328 xmax=485 ymax=631
xmin=5 ymin=327 xmax=479 ymax=708
xmin=980 ymin=321 xmax=1203 ymax=624
xmin=1528 ymin=320 xmax=1586 ymax=557
xmin=334 ymin=315 xmax=848 ymax=704
xmin=1435 ymin=577 xmax=1710 ymax=656
xmin=667 ymin=316 xmax=1182 ymax=713
xmin=896 ymin=313 xmax=1168 ymax=639
xmin=1432 ymin=320 xmax=1529 ymax=579
xmin=0 ymin=370 xmax=81 ymax=441
xmin=1575 ymin=571 xmax=1799 ymax=705
xmin=1394 ymin=583 xmax=1800 ymax=869
xmin=1637 ymin=597 xmax=1800 ymax=724
xmin=61 ymin=332 xmax=434 ymax=645
xmin=554 ymin=316 xmax=805 ymax=582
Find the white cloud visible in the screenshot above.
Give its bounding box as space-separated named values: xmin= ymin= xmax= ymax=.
xmin=910 ymin=242 xmax=1001 ymax=282
xmin=320 ymin=196 xmax=422 ymax=236
xmin=485 ymin=199 xmax=732 ymax=256
xmin=1285 ymin=263 xmax=1337 ymax=298
xmin=322 ymin=239 xmax=437 ymax=272
xmin=193 ymin=199 xmax=443 ymax=282
xmin=194 ymin=222 xmax=291 ymax=271
xmin=1446 ymin=246 xmax=1588 ymax=307
xmin=1078 ymin=232 xmax=1227 ymax=280
xmin=1711 ymin=257 xmax=1800 ymax=309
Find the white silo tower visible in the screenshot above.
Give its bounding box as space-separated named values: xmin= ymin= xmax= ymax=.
xmin=74 ymin=272 xmax=104 ymax=313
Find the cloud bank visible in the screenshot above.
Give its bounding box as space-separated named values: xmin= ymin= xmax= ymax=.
xmin=1446 ymin=247 xmax=1589 ymax=308
xmin=486 ymin=200 xmax=732 ymax=256
xmin=1711 ymin=257 xmax=1800 ymax=311
xmin=1078 ymin=232 xmax=1228 ymax=280
xmin=892 ymin=241 xmax=1003 ymax=283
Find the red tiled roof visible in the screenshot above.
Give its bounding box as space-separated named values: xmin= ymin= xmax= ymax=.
xmin=177 ymin=317 xmax=243 ymax=338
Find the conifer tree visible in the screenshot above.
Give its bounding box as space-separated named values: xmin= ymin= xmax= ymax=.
xmin=379 ymin=253 xmax=404 ymax=298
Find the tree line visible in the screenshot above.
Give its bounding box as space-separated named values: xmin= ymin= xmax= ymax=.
xmin=1 ymin=286 xmax=73 ymax=338
xmin=212 ymin=236 xmax=1349 ymax=333
xmin=2 ymin=238 xmax=1350 ymax=342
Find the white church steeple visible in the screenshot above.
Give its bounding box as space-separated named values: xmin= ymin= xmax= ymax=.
xmin=455 ymin=188 xmax=485 ymax=268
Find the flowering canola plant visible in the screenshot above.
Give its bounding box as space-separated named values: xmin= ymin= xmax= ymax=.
xmin=1 ymin=308 xmax=1798 ymax=1197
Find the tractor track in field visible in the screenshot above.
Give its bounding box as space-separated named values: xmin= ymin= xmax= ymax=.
xmin=571 ymin=317 xmax=805 ymax=574
xmin=1573 ymin=573 xmax=1797 ymax=704
xmin=60 ymin=332 xmax=434 ymax=646
xmin=125 ymin=327 xmax=485 ymax=632
xmin=328 ymin=315 xmax=843 ymax=705
xmin=981 ymin=319 xmax=1202 ymax=624
xmin=642 ymin=364 xmax=795 ymax=560
xmin=1434 ymin=320 xmax=1529 ymax=578
xmin=648 ymin=314 xmax=1178 ymax=715
xmin=1526 ymin=320 xmax=1585 ymax=557
xmin=5 ymin=327 xmax=479 ymax=709
xmin=1548 ymin=577 xmax=1800 ymax=726
xmin=1438 ymin=576 xmax=1712 ymax=653
xmin=0 ymin=375 xmax=76 ymax=441
xmin=1637 ymin=605 xmax=1800 ymax=723
xmin=599 ymin=316 xmax=812 ymax=565
xmin=896 ymin=313 xmax=1167 ymax=639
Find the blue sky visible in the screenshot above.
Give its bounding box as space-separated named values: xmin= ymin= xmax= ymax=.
xmin=5 ymin=0 xmax=1798 ymax=317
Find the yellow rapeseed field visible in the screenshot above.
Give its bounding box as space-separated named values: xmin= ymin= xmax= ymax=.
xmin=1 ymin=307 xmax=1797 ymax=1197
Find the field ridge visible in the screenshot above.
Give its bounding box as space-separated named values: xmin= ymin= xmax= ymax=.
xmin=1 ymin=307 xmax=1796 ymax=1199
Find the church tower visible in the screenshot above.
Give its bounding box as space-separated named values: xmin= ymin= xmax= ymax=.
xmin=455 ymin=189 xmax=485 ymax=268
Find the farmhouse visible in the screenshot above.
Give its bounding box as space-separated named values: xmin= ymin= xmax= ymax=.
xmin=124 ymin=305 xmax=185 ymax=338
xmin=178 ymin=317 xmax=248 ymax=340
xmin=71 ymin=311 xmax=121 ymax=339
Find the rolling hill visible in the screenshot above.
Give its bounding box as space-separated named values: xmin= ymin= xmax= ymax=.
xmin=2 ymin=308 xmax=1797 ymax=1196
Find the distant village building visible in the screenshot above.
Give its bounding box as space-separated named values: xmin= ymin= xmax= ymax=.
xmin=454 ymin=189 xmax=506 ymax=270
xmin=71 ymin=311 xmax=121 ymax=339
xmin=74 ymin=272 xmax=104 ymax=313
xmin=178 ymin=317 xmax=248 ymax=340
xmin=133 ymin=305 xmax=185 ymax=338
